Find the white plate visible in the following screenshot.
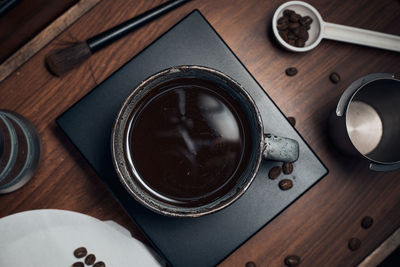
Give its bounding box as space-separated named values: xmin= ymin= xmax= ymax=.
xmin=0 ymin=209 xmax=163 ymax=267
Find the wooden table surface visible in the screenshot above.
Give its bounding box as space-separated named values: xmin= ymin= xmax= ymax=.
xmin=1 ymin=0 xmax=399 ymax=266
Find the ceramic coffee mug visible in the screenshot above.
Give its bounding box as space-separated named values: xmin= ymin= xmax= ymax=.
xmin=111 ymin=66 xmax=299 ymax=217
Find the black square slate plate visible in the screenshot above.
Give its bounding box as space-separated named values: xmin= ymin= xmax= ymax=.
xmin=56 ymin=10 xmax=328 ymax=267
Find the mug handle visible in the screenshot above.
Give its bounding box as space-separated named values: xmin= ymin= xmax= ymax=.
xmin=263 ymin=134 xmax=299 ymax=163
xmin=369 ymin=162 xmax=400 ymax=172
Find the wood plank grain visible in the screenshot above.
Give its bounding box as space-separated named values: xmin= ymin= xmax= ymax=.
xmin=0 ymin=0 xmax=78 ymax=63
xmin=0 ymin=0 xmax=399 ymax=266
xmin=0 ymin=0 xmax=101 ymax=83
xmin=359 ymin=227 xmax=400 ymax=267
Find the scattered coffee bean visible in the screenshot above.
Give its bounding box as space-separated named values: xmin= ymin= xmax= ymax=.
xmin=361 ymin=216 xmax=374 ymax=229
xmin=277 ymin=10 xmax=313 ymax=47
xmin=330 ymin=72 xmax=341 ymax=84
xmin=73 ymin=247 xmax=87 ymax=258
xmin=285 ymin=67 xmax=298 ymax=76
xmin=93 ymin=261 xmax=106 ymax=267
xmin=85 ymin=254 xmax=96 ymax=265
xmin=283 ymin=162 xmax=294 ymax=174
xmin=279 ymin=179 xmax=293 ymax=190
xmin=288 ymin=116 xmax=296 ymax=126
xmin=72 ymin=262 xmax=84 ymax=267
xmin=348 ymin=238 xmax=361 ymax=251
xmin=269 ymin=166 xmax=282 ymax=179
xmin=245 ymin=261 xmax=257 ymax=267
xmin=284 ymin=255 xmax=301 ymax=266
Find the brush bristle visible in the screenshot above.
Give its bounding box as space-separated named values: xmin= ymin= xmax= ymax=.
xmin=45 ymin=42 xmax=92 ymax=76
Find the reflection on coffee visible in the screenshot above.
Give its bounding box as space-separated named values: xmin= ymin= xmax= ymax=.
xmin=127 ymin=79 xmax=252 ymax=207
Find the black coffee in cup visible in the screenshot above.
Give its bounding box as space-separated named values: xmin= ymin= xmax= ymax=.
xmin=126 ymin=78 xmax=253 ymax=207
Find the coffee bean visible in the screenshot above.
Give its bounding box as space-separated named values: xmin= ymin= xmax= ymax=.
xmin=330 ymin=72 xmax=341 ymax=84
xmin=288 ymin=39 xmax=296 ymax=46
xmin=93 ymin=262 xmax=106 ymax=267
xmin=295 ymin=39 xmax=305 ymax=47
xmin=85 ymin=254 xmax=96 ymax=265
xmin=279 ymin=179 xmax=293 ymax=190
xmin=284 ymin=255 xmax=301 ymax=266
xmin=283 ymin=9 xmax=295 ymax=17
xmin=279 ymin=30 xmax=289 ymax=42
xmin=288 ymin=22 xmax=300 ymax=30
xmin=73 ymin=247 xmax=87 ymax=258
xmin=300 ymin=16 xmax=313 ymax=26
xmin=361 ymin=216 xmax=374 ymax=229
xmin=72 ymin=262 xmax=84 ymax=267
xmin=297 ymin=26 xmax=308 ymax=39
xmin=289 ymin=13 xmax=301 ymax=22
xmin=303 ymin=30 xmax=309 ymax=41
xmin=348 ymin=238 xmax=361 ymax=251
xmin=277 ymin=22 xmax=289 ymax=31
xmin=287 ymin=32 xmax=296 ymax=40
xmin=292 ymin=27 xmax=300 ymax=36
xmin=288 ymin=116 xmax=296 ymax=126
xmin=268 ymin=166 xmax=282 ymax=179
xmin=245 ymin=261 xmax=257 ymax=267
xmin=285 ymin=67 xmax=298 ymax=76
xmin=282 ymin=162 xmax=294 ymax=174
xmin=278 ymin=16 xmax=289 ymax=24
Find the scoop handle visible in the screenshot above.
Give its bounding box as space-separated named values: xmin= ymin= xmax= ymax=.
xmin=322 ymin=22 xmax=400 ymax=52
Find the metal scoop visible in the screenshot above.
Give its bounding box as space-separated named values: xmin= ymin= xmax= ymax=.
xmin=272 ymin=1 xmax=400 ymax=52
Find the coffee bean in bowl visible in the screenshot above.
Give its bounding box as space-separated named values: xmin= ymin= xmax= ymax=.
xmin=276 ymin=9 xmax=313 ymax=48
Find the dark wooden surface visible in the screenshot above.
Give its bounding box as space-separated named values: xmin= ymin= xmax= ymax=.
xmin=0 ymin=0 xmax=399 ymax=266
xmin=0 ymin=0 xmax=78 ymax=63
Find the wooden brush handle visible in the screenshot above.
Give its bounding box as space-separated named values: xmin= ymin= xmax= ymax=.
xmin=86 ymin=0 xmax=191 ymax=52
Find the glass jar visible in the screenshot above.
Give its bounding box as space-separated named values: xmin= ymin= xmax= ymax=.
xmin=0 ymin=110 xmax=41 ymax=194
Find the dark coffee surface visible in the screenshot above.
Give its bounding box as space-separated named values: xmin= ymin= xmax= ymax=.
xmin=127 ymin=79 xmax=252 ymax=207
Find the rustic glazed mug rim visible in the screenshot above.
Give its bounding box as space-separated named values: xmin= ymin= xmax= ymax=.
xmin=111 ymin=66 xmax=265 ymax=217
